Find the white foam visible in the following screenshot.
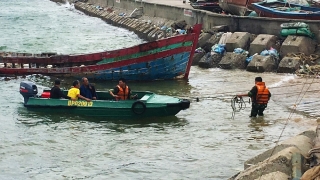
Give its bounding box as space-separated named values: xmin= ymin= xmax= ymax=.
xmin=269 ymin=75 xmax=295 ymax=88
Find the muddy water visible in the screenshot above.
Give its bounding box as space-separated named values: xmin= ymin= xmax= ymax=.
xmin=1 ymin=0 xmax=320 ymax=179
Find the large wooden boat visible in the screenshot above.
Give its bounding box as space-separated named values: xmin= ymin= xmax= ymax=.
xmin=0 ymin=24 xmax=201 ymax=81
xmin=20 ymin=81 xmax=190 ymax=118
xmin=219 ymin=0 xmax=262 ymax=16
xmin=252 ymin=1 xmax=320 ymax=20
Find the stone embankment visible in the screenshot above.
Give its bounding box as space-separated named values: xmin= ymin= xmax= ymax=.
xmin=73 ymin=1 xmax=183 ymax=42
xmin=70 ymin=1 xmax=320 ymax=75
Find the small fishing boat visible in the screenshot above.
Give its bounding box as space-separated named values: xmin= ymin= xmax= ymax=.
xmin=0 ymin=24 xmax=201 ymax=81
xmin=19 ymin=81 xmax=190 ymax=118
xmin=252 ymin=1 xmax=320 ymax=20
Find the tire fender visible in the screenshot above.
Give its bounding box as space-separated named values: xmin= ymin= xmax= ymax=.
xmin=131 ymin=100 xmax=146 ymax=115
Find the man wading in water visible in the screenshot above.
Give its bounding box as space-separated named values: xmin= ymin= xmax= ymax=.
xmin=237 ymin=77 xmax=271 ymax=117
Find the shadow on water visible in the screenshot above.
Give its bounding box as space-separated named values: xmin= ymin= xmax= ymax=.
xmin=248 ymin=117 xmax=272 ymax=131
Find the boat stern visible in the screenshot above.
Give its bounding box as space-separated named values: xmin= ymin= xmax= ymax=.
xmin=19 ymin=81 xmax=38 ymax=105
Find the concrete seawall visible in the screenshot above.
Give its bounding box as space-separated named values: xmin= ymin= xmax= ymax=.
xmin=86 ymin=0 xmax=320 ymax=43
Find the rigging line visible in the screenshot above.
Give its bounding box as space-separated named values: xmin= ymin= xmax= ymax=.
xmin=271 ymin=89 xmax=320 ymax=96
xmin=187 ymin=82 xmax=319 ymax=98
xmin=180 ymin=88 xmax=320 ymax=102
xmin=259 ymin=74 xmax=318 ymax=180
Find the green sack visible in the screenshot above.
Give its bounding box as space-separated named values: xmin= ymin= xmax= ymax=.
xmin=280 ymin=27 xmax=315 ymax=38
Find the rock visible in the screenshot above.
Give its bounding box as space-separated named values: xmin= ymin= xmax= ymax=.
xmin=246 ymin=55 xmax=276 ymax=72
xmin=218 ymin=52 xmax=247 ymax=69
xmin=280 ymin=35 xmax=317 ymax=57
xmin=198 ymin=52 xmax=223 ymax=68
xmin=192 ymin=51 xmax=206 ymax=66
xmin=225 ymin=32 xmax=252 ymax=52
xmin=249 ymin=34 xmax=278 ymax=56
xmin=277 ymin=56 xmax=301 ymax=73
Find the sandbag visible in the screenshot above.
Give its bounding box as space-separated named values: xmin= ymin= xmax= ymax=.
xmin=280 ymin=28 xmax=315 ymax=38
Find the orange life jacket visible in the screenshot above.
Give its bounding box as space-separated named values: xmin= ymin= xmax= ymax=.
xmin=256 ymin=82 xmax=270 ymax=104
xmin=116 ymin=85 xmax=129 ymax=100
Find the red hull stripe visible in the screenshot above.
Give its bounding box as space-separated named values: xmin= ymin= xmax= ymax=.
xmin=3 ymin=34 xmax=196 ymax=64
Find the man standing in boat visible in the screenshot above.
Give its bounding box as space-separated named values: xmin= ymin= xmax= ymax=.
xmin=237 ymin=77 xmax=271 ymax=117
xmin=80 ymin=77 xmax=97 ymax=100
xmin=68 ymin=80 xmax=91 ymax=102
xmin=109 ymin=78 xmax=133 ymax=101
xmin=50 ymin=79 xmax=71 ymax=99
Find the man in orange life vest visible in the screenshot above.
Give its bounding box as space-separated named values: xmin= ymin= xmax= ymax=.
xmin=109 ymin=78 xmax=133 ymax=101
xmin=237 ymin=77 xmax=271 ymax=117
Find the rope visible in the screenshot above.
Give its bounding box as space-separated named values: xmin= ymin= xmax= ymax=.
xmin=231 ymin=96 xmax=247 ymax=119
xmin=176 ymin=82 xmax=319 ymax=102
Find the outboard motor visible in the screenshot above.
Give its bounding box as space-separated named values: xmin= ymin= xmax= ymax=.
xmin=20 ymin=81 xmax=38 ymax=105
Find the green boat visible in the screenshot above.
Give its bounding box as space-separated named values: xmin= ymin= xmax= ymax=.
xmin=19 ymin=81 xmax=190 ymax=118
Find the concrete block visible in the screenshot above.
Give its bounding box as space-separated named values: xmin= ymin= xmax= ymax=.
xmin=197 ymin=33 xmax=212 ymax=48
xmin=225 ymin=32 xmax=251 ymax=52
xmin=137 ymin=25 xmax=151 ymax=34
xmin=298 ymin=127 xmax=316 ymax=140
xmin=118 ymin=17 xmax=128 ymax=25
xmin=192 ymin=51 xmax=206 ymax=66
xmin=199 ymin=52 xmax=223 ymax=68
xmin=100 ymin=11 xmax=109 ymax=17
xmin=245 ymin=134 xmax=313 ymax=169
xmin=253 ymin=171 xmax=289 ymax=180
xmin=244 ymin=144 xmax=291 ymax=169
xmin=128 ymin=21 xmax=140 ymax=31
xmin=246 ymin=55 xmax=275 ymax=72
xmin=249 ymin=34 xmax=278 ymax=56
xmin=124 ymin=19 xmax=134 ymax=29
xmin=233 ymin=147 xmax=301 ymax=180
xmin=147 ymin=29 xmax=159 ymax=41
xmin=202 ymin=33 xmax=222 ymax=52
xmin=218 ymin=52 xmax=247 ymax=69
xmin=277 ymin=56 xmax=301 ymax=73
xmin=280 ymin=36 xmax=317 ymax=57
xmin=281 ymin=134 xmax=313 ymax=157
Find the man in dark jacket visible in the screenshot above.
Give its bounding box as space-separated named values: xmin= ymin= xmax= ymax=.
xmin=80 ymin=77 xmax=97 ymax=100
xmin=50 ymin=79 xmax=71 ymax=99
xmin=237 ymin=77 xmax=271 ymax=117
